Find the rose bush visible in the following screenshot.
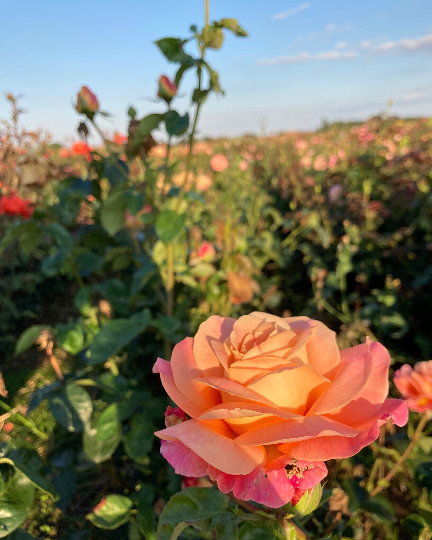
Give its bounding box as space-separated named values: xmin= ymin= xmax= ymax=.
xmin=154 ymin=312 xmax=408 ymax=508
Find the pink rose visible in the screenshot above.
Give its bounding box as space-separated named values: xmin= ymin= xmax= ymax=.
xmin=210 ymin=154 xmax=229 ymax=172
xmin=394 ymin=361 xmax=432 ymax=412
xmin=313 ymin=155 xmax=327 ymax=171
xmin=153 ymin=313 xmax=407 ymax=508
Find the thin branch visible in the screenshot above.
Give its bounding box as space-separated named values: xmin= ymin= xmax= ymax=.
xmin=370 ymin=412 xmax=429 ymax=497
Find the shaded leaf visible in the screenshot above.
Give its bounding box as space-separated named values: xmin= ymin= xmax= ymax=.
xmin=86 ymin=494 xmax=133 ymax=530
xmin=85 ymin=310 xmax=151 ymax=365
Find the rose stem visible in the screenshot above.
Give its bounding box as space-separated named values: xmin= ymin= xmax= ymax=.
xmin=370 ymin=412 xmax=429 ymax=497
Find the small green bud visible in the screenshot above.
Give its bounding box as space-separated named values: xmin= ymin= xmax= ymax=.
xmin=283 ymin=484 xmax=323 ymax=517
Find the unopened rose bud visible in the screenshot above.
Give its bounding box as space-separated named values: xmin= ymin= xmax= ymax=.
xmin=76 ymin=86 xmax=99 ymax=119
xmin=157 ymin=75 xmax=177 ymax=104
xmin=197 ymin=242 xmax=216 ymax=262
xmin=290 ymin=484 xmax=323 ymax=516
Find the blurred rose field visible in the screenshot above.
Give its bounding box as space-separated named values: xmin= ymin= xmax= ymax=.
xmin=2 ymin=3 xmax=432 ymax=540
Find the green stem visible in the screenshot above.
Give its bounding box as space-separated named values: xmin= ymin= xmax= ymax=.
xmin=370 ymin=412 xmax=429 ymax=497
xmin=175 ymin=0 xmax=209 ymax=212
xmin=161 ymin=136 xmax=172 ymax=199
xmin=0 ymin=400 xmax=48 ymax=441
xmin=163 ymin=0 xmax=210 ymax=360
xmin=90 ymin=118 xmax=129 ymax=182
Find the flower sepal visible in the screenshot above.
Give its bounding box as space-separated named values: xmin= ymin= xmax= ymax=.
xmin=282 ymin=483 xmax=323 ymax=517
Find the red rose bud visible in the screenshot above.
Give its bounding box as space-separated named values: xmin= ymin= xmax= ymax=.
xmin=157 ymin=75 xmax=177 ymax=103
xmin=76 ymin=86 xmax=99 ymax=118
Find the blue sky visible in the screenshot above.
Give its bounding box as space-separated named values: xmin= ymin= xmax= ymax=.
xmin=1 ymin=0 xmax=432 ymax=142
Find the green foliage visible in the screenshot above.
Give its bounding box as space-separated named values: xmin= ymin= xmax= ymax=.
xmin=86 ymin=494 xmax=133 ymax=529
xmin=155 ymin=211 xmax=186 ymax=244
xmin=2 ymin=3 xmax=432 ymax=540
xmin=0 ymin=470 xmax=35 ymax=538
xmin=157 ymin=488 xmax=229 ymax=540
xmin=85 ymin=310 xmax=151 ymax=365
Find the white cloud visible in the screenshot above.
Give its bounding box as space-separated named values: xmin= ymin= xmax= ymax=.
xmin=272 ymin=2 xmax=311 ymax=20
xmin=401 ymin=92 xmax=430 ymax=102
xmin=324 ymin=22 xmax=352 ymax=33
xmin=364 ymin=33 xmax=432 ymax=52
xmin=324 ymin=23 xmax=336 ymax=32
xmin=259 ymin=49 xmax=358 ymax=65
xmin=336 ymin=41 xmax=348 ymax=49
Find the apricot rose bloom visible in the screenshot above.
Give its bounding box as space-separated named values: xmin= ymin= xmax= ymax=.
xmin=394 ymin=361 xmax=432 ymax=413
xmin=154 ymin=313 xmax=408 ymax=508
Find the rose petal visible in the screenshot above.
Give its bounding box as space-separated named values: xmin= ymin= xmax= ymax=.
xmin=234 ymin=415 xmax=359 ymax=446
xmin=198 ymin=401 xmax=303 ymax=421
xmin=171 ymin=338 xmax=221 ymax=408
xmin=207 ymin=465 xmax=296 ymax=509
xmin=155 ymin=419 xmax=266 ymax=475
xmin=160 ymin=440 xmax=208 ymax=477
xmin=247 ymin=364 xmax=330 ymax=414
xmin=279 ymin=422 xmax=380 ymax=461
xmin=230 ymin=315 xmax=264 ymax=350
xmin=242 ymin=329 xmax=297 ymax=360
xmin=197 ymin=376 xmax=277 ymax=406
xmin=229 ymin=355 xmax=296 ymax=385
xmin=325 ymin=341 xmax=390 ymax=426
xmin=153 ymin=358 xmax=206 ymax=418
xmin=377 ymin=399 xmax=408 ymax=428
xmin=288 ymin=318 xmax=340 ymax=376
xmin=307 ymin=348 xmax=373 ymax=416
xmin=193 ymin=316 xmax=235 ymax=376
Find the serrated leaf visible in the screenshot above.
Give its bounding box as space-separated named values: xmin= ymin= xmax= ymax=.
xmin=49 ymin=391 xmax=84 ymax=433
xmin=123 ymin=413 xmax=154 ymax=461
xmin=155 ymin=211 xmax=186 ymax=244
xmin=157 ymin=488 xmax=229 ymax=540
xmin=164 ymin=110 xmax=189 ymax=137
xmin=0 ymin=442 xmax=58 ymax=500
xmin=41 ymin=251 xmax=66 ymax=276
xmin=45 ymin=223 xmax=73 ymax=253
xmin=154 ymin=38 xmax=195 ymax=66
xmin=128 ymin=106 xmax=137 ymax=119
xmin=57 ymin=322 xmax=85 ymax=355
xmin=65 ymin=384 xmax=93 ymax=427
xmin=83 ymin=423 xmax=121 ymax=464
xmin=0 ymin=470 xmax=35 ymax=538
xmin=133 ymin=114 xmax=164 ymax=149
xmin=15 ymin=325 xmax=50 ymax=356
xmin=101 ymin=191 xmax=127 ymax=236
xmin=85 ymin=310 xmax=151 ymax=365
